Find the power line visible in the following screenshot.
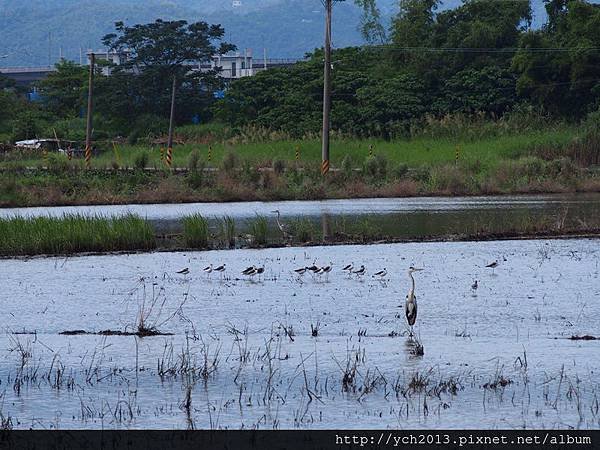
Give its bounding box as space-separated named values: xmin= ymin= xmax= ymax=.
xmin=328 ymin=77 xmax=600 ymax=98
xmin=349 ymin=45 xmax=600 ymax=53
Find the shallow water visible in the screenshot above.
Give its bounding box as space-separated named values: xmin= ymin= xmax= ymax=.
xmin=1 ymin=193 xmax=600 ymax=239
xmin=0 ymin=238 xmax=599 ymax=429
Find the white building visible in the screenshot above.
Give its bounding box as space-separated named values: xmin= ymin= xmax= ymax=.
xmin=197 ymin=49 xmax=255 ymax=80
xmin=86 ymin=48 xmax=297 ymax=81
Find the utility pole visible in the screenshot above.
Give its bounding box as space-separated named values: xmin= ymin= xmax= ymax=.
xmin=321 ymin=0 xmax=333 ymax=176
xmin=48 ymin=32 xmax=52 ymax=67
xmin=166 ymin=75 xmax=177 ymax=168
xmin=85 ymin=53 xmax=95 ymax=168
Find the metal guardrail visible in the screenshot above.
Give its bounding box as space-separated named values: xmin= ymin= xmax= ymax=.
xmin=0 ymin=66 xmax=55 ymax=74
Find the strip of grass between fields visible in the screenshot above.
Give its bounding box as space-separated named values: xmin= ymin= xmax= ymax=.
xmin=0 ymin=214 xmax=156 ymax=256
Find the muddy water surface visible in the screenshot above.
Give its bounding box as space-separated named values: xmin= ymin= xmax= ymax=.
xmin=0 ymin=238 xmax=599 ymax=429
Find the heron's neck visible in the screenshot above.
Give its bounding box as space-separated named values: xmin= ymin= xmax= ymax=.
xmin=409 ymin=272 xmax=415 ymax=295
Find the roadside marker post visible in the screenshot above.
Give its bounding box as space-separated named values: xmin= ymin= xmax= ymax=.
xmin=455 ymin=146 xmax=460 ymax=165
xmin=321 ymin=159 xmax=330 ymax=176
xmin=84 ymin=53 xmax=95 ymax=169
xmin=295 ymin=145 xmax=300 ymax=161
xmin=166 ymin=147 xmax=173 ymax=167
xmin=369 ymin=144 xmax=373 ymax=158
xmin=208 ymin=145 xmax=212 ymax=163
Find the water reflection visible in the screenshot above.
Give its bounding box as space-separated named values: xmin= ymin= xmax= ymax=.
xmin=1 ymin=193 xmax=599 ymax=241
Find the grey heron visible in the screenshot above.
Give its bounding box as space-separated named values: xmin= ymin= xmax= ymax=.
xmin=405 ymin=266 xmax=424 ymax=336
xmin=271 ymin=210 xmax=290 ymax=238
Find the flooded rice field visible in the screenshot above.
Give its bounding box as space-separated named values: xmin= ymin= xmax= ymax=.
xmin=0 ymin=238 xmax=599 ymax=429
xmin=2 ymin=193 xmax=600 ymax=239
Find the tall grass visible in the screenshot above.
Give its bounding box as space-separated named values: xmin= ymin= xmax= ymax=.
xmin=0 ymin=214 xmax=155 ymax=256
xmin=247 ymin=215 xmax=268 ymax=247
xmin=182 ymin=214 xmax=209 ymax=249
xmin=219 ymin=215 xmax=236 ymax=248
xmin=290 ymin=218 xmax=318 ymax=242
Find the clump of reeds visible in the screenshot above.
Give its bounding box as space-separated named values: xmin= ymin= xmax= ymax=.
xmin=0 ymin=213 xmax=156 ymax=256
xmin=182 ymin=214 xmax=209 ymax=249
xmin=290 ymin=218 xmax=317 ymax=243
xmin=219 ymin=215 xmax=236 ymax=248
xmin=247 ymin=214 xmax=268 ymax=247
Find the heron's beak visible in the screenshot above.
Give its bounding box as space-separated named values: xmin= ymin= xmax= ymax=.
xmin=413 ymin=268 xmax=424 ymax=271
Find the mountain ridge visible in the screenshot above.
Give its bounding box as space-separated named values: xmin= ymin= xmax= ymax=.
xmin=0 ymin=0 xmax=559 ymax=66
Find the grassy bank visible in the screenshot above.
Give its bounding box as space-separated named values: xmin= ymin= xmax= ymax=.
xmin=0 ymin=214 xmax=156 ymax=256
xmin=1 ymin=210 xmax=599 ymax=257
xmin=1 ymin=128 xmax=578 ymax=170
xmin=0 ymin=125 xmax=599 ymax=208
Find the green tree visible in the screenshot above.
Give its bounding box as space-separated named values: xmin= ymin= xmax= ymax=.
xmin=37 ymin=60 xmax=87 ymax=118
xmin=101 ymin=19 xmax=235 ymax=125
xmin=512 ymin=0 xmax=600 ymax=116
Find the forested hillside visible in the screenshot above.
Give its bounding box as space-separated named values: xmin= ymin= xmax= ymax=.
xmin=0 ymin=0 xmax=561 ymax=66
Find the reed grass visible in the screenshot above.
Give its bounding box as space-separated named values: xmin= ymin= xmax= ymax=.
xmin=0 ymin=213 xmax=155 ymax=256
xmin=219 ymin=215 xmax=236 ymax=248
xmin=247 ymin=215 xmax=268 ymax=247
xmin=182 ymin=214 xmax=209 ymax=249
xmin=290 ymin=218 xmax=318 ymax=243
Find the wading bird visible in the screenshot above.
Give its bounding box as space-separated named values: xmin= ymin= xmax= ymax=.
xmin=271 ymin=210 xmax=290 ymax=238
xmin=176 ymin=268 xmax=190 ymax=275
xmin=373 ymin=268 xmax=387 ymax=279
xmin=214 ymin=264 xmax=226 ymax=278
xmin=294 ymin=267 xmax=308 ymax=276
xmin=255 ymin=266 xmax=265 ymax=281
xmin=342 ymin=263 xmax=353 ymax=272
xmin=321 ymin=263 xmax=333 ymax=281
xmin=471 ymin=280 xmax=478 ymax=291
xmin=353 ymin=265 xmax=366 ymax=278
xmin=405 ymin=266 xmax=424 ymax=337
xmin=242 ymin=266 xmax=256 ymax=278
xmin=486 ymin=261 xmax=498 ymax=269
xmin=203 ymin=264 xmax=213 ymax=278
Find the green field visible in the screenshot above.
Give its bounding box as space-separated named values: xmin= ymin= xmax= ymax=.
xmin=0 ymin=128 xmax=579 ymax=171
xmin=0 ymin=125 xmax=597 ymax=208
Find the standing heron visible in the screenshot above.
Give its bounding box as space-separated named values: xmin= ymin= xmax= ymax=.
xmin=405 ymin=266 xmax=424 ymax=337
xmin=271 ymin=210 xmax=290 ymax=238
